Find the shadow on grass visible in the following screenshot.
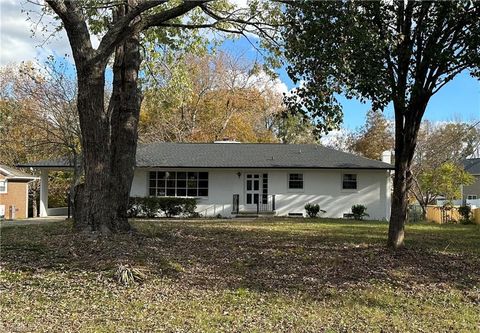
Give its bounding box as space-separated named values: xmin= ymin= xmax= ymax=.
xmin=1 ymin=219 xmax=479 ymax=294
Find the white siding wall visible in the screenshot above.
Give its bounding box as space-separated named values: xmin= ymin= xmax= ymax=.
xmin=130 ymin=168 xmax=391 ymax=220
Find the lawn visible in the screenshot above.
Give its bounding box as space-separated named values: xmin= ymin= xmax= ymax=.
xmin=1 ymin=218 xmax=479 ymax=332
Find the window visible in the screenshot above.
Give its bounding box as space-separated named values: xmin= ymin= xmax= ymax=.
xmin=467 ymin=195 xmax=477 ymax=200
xmin=149 ymin=171 xmax=208 ymax=197
xmin=0 ymin=180 xmax=6 ymax=193
xmin=288 ymin=173 xmax=303 ymax=189
xmin=342 ymin=174 xmax=357 ymax=190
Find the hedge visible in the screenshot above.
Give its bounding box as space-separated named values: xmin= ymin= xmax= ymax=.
xmin=127 ymin=197 xmax=197 ymax=218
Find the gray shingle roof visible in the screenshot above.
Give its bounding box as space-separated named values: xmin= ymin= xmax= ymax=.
xmin=462 ymin=158 xmax=480 ymax=175
xmin=0 ymin=164 xmax=38 ymax=179
xmin=19 ymin=143 xmax=393 ymax=170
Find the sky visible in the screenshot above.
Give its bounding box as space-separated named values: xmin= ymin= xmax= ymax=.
xmin=1 ymin=0 xmax=479 ymax=130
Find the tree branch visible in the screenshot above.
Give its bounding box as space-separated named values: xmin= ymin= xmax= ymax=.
xmin=96 ymin=0 xmax=207 ymax=62
xmin=45 ymin=0 xmax=94 ymax=65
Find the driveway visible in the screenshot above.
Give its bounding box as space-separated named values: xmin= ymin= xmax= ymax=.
xmin=0 ymin=216 xmax=67 ymax=228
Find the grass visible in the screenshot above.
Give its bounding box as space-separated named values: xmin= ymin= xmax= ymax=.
xmin=0 ymin=218 xmax=479 ymax=332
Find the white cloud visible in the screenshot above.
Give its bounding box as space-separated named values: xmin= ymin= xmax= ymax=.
xmin=0 ymin=0 xmax=73 ymax=65
xmin=320 ymin=128 xmax=353 ymax=152
xmin=247 ymin=70 xmax=289 ymax=95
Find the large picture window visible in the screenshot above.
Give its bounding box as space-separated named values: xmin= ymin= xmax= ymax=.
xmin=149 ymin=171 xmax=208 ymax=197
xmin=342 ymin=174 xmax=357 ymax=190
xmin=288 ymin=173 xmax=303 ymax=189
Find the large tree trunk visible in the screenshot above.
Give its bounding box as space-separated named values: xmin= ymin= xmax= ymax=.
xmin=108 ymin=5 xmax=142 ymax=232
xmin=72 ymin=1 xmax=141 ymax=233
xmin=75 ymin=64 xmax=114 ymax=232
xmin=388 ymin=95 xmax=429 ymax=248
xmin=388 ymin=149 xmax=411 ymax=248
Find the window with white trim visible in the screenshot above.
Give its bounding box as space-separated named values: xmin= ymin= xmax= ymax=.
xmin=149 ymin=171 xmax=208 ymax=197
xmin=467 ymin=195 xmax=477 ymax=200
xmin=288 ymin=173 xmax=303 ymax=189
xmin=342 ymin=174 xmax=357 ymax=190
xmin=0 ymin=180 xmax=6 ymax=193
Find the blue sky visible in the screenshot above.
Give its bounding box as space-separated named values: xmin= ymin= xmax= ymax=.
xmin=220 ymin=37 xmax=480 ymax=130
xmin=1 ymin=0 xmax=478 ymax=131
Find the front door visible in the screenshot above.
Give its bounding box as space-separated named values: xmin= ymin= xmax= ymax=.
xmin=245 ymin=174 xmax=261 ymax=210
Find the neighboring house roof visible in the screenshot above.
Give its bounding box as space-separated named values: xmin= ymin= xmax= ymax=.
xmin=0 ymin=164 xmax=39 ymax=180
xmin=462 ymin=158 xmax=480 ymax=175
xmin=18 ymin=143 xmax=394 ymax=170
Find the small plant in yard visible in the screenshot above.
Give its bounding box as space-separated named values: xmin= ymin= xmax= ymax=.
xmin=351 ymin=204 xmax=369 ymax=220
xmin=114 ymin=264 xmax=146 ymax=286
xmin=458 ymin=205 xmax=473 ymax=224
xmin=304 ymin=203 xmax=326 ymax=218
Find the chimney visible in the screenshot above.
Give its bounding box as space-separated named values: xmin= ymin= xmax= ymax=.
xmin=381 ymin=150 xmax=393 ymax=164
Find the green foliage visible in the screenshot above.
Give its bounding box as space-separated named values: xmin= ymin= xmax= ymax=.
xmin=458 ymin=205 xmax=473 ymax=225
xmin=274 ymin=112 xmax=318 ymax=144
xmin=304 ymin=203 xmax=326 ymax=218
xmin=351 ymin=205 xmax=369 ymax=220
xmin=281 ymin=2 xmax=480 ymax=134
xmin=304 ymin=203 xmax=319 ymax=218
xmin=128 ymin=197 xmax=197 ymax=218
xmin=418 ymin=162 xmax=475 ymax=202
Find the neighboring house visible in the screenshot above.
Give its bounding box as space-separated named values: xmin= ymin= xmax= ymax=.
xmin=462 ymin=158 xmax=480 ymax=201
xmin=0 ymin=165 xmax=39 ymax=219
xmin=20 ymin=142 xmax=393 ymax=219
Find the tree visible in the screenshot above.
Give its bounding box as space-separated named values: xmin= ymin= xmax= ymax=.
xmin=417 ymin=162 xmax=474 ymax=205
xmin=411 ymin=121 xmax=480 ymax=215
xmin=273 ymin=112 xmax=318 ymax=144
xmin=350 ymin=110 xmax=394 ymax=160
xmin=40 ymin=0 xmax=279 ymax=232
xmin=281 ymin=1 xmax=480 ymax=248
xmin=139 ymin=52 xmax=283 ymax=143
xmin=0 ymin=60 xmax=80 ymax=216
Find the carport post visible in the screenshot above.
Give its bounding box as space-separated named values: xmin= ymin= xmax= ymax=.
xmin=39 ymin=169 xmax=48 ymax=217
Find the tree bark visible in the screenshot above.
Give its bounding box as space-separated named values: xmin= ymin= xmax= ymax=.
xmin=74 ymin=64 xmax=113 ymax=232
xmin=388 ymin=93 xmax=429 ymax=248
xmin=72 ymin=2 xmax=141 ymax=233
xmin=108 ymin=4 xmax=142 ymax=232
xmin=388 ymin=151 xmax=411 ymax=248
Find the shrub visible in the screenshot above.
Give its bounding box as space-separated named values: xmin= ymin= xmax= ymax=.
xmin=128 ymin=197 xmax=197 ymax=218
xmin=304 ymin=203 xmax=326 ymax=218
xmin=305 ymin=203 xmax=319 ymax=218
xmin=351 ymin=204 xmax=369 ymax=220
xmin=458 ymin=205 xmax=473 ymax=224
xmin=143 ymin=197 xmax=161 ymax=218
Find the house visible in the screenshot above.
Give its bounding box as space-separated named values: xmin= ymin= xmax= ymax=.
xmin=19 ymin=142 xmax=393 ymax=219
xmin=0 ymin=165 xmax=39 ymax=219
xmin=462 ymin=158 xmax=480 ymax=202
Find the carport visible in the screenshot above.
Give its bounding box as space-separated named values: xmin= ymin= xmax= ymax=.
xmin=17 ymin=159 xmax=73 ymax=217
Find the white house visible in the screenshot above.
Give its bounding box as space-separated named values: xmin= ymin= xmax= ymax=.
xmin=21 ymin=142 xmax=393 ymax=219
